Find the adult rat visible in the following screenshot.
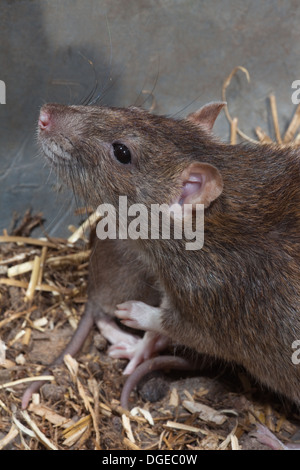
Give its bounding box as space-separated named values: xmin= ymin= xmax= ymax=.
xmin=23 ymin=101 xmax=300 ymax=428
xmin=21 ymin=102 xmax=221 ymax=409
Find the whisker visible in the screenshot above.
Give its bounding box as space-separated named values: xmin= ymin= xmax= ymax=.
xmin=88 ymin=68 xmax=123 ymax=106
xmin=44 ymin=193 xmax=74 ymax=234
xmin=86 ymin=15 xmax=114 ymax=107
xmin=88 ymin=14 xmax=113 ymax=106
xmin=169 ymin=93 xmax=204 ymax=119
xmin=138 ymin=58 xmax=160 ymax=110
xmin=133 ymin=74 xmax=151 ymax=108
xmin=77 ymin=53 xmax=99 ymax=106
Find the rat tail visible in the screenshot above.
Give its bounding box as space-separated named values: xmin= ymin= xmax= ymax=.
xmin=120 ymin=355 xmax=196 ymax=410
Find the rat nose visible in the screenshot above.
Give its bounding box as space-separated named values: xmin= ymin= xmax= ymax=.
xmin=38 ymin=110 xmax=51 ymax=130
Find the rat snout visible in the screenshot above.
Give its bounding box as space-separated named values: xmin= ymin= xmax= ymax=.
xmin=38 ymin=104 xmax=59 ymax=134
xmin=38 ymin=110 xmax=51 ymax=131
xmin=38 ymin=103 xmax=72 ymax=134
xmin=38 ymin=103 xmax=75 ymax=164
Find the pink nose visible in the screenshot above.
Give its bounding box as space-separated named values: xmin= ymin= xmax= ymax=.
xmin=38 ymin=111 xmax=51 ymax=130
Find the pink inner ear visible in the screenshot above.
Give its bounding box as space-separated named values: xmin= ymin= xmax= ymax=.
xmin=179 ymin=174 xmax=203 ymax=205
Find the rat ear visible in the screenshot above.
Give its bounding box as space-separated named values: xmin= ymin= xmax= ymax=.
xmin=171 ymin=162 xmax=223 ymax=219
xmin=187 ymin=101 xmax=226 ymax=133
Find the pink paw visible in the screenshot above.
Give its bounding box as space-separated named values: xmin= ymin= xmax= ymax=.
xmin=109 ymin=332 xmax=170 ymax=375
xmin=252 ymin=424 xmax=300 ymax=450
xmin=108 ymin=340 xmax=141 ymax=360
xmin=115 ymin=301 xmax=160 ymax=331
xmin=97 ymin=304 xmax=167 ymax=375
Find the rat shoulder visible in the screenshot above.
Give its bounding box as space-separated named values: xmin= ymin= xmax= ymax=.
xmin=217 ymin=141 xmax=300 ymax=181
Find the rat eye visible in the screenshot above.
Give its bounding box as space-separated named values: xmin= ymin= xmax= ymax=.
xmin=112 ymin=143 xmax=132 ymax=164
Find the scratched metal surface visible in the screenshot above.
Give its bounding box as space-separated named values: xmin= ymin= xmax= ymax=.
xmin=1 ymin=0 xmax=300 ymax=236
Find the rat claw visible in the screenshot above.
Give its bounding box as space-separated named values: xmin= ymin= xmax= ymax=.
xmin=115 ymin=301 xmax=143 ymax=330
xmin=115 ymin=301 xmax=161 ymax=331
xmin=107 ymin=340 xmax=145 ymax=372
xmin=108 ymin=342 xmax=139 ymax=359
xmin=108 ymin=332 xmax=170 ymax=375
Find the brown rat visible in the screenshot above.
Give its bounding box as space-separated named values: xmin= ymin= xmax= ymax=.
xmin=22 ymin=102 xmax=221 ymax=409
xmin=23 ymin=101 xmax=300 ymax=422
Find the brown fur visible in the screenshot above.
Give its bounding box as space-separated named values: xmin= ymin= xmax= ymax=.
xmin=38 ymin=102 xmax=300 ymax=406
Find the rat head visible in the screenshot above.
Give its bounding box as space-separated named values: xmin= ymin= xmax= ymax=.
xmin=38 ymin=101 xmax=224 ymax=219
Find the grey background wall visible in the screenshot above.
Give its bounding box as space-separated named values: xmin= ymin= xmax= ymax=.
xmin=1 ymin=0 xmax=299 ymax=236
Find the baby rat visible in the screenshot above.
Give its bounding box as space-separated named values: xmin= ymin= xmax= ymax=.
xmin=24 ymin=100 xmax=300 ymax=425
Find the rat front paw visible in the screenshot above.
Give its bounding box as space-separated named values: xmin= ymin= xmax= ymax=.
xmin=115 ymin=301 xmax=162 ymax=331
xmin=114 ymin=300 xmax=151 ymax=330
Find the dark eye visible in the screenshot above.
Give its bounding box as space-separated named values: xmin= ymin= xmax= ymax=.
xmin=112 ymin=143 xmax=132 ymax=164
